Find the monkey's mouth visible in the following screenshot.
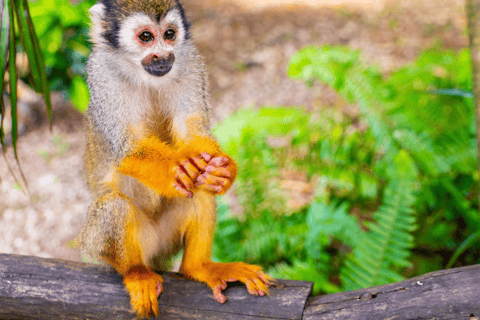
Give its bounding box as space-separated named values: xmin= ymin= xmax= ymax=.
xmin=141 ymin=53 xmax=175 ymax=77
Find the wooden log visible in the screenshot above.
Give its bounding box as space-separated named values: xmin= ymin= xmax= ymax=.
xmin=0 ymin=253 xmax=312 ymax=319
xmin=304 ymin=264 xmax=480 ymax=320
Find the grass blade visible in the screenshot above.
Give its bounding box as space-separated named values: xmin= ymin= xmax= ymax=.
xmin=446 ymin=230 xmax=480 ymax=269
xmin=6 ymin=0 xmax=28 ymax=193
xmin=18 ymin=0 xmax=52 ymax=129
xmin=0 ymin=0 xmax=10 ymax=150
xmin=8 ymin=0 xmax=16 ymax=154
xmin=13 ymin=0 xmax=40 ymax=91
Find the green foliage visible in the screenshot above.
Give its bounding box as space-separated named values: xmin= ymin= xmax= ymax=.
xmin=342 ymin=170 xmax=417 ymax=290
xmin=289 ymin=45 xmax=479 ymax=271
xmin=213 ymin=45 xmax=479 ymax=294
xmin=28 ymin=0 xmax=94 ymax=111
xmin=1 ymin=0 xmax=53 ymax=188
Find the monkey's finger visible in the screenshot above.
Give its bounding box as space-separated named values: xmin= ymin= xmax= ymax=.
xmin=191 ymin=156 xmax=208 ymax=172
xmin=136 ymin=301 xmax=146 ymax=318
xmin=220 ymin=280 xmax=227 ymax=290
xmin=253 ymin=278 xmax=268 ymax=296
xmin=207 ymin=156 xmax=229 ymax=168
xmin=145 ymin=284 xmax=155 ymax=317
xmin=213 ymin=285 xmax=227 ymax=303
xmin=210 ymin=175 xmax=231 ymax=189
xmin=149 ymin=282 xmax=160 ymax=316
xmin=141 ymin=286 xmax=151 ymax=317
xmin=244 ymin=279 xmax=258 ymax=295
xmin=205 ymin=165 xmax=231 ymax=178
xmin=174 ymin=182 xmax=193 ymax=198
xmin=196 ymin=181 xmax=222 ymax=193
xmin=197 ymin=173 xmax=229 ymax=186
xmin=181 ymin=159 xmax=200 ymax=181
xmin=257 ymin=271 xmax=272 ymax=287
xmin=174 ymin=166 xmax=194 ymax=190
xmin=156 ymin=282 xmax=163 ymax=297
xmin=201 ymin=152 xmax=212 ymax=162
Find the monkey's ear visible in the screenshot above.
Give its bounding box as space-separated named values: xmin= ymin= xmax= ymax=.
xmin=89 ymin=3 xmax=105 ymax=20
xmin=89 ymin=3 xmax=106 ymax=45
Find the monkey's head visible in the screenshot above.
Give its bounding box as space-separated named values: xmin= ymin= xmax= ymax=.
xmin=89 ymin=0 xmax=190 ymax=78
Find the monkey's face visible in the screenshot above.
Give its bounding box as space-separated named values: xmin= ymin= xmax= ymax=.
xmin=119 ymin=10 xmax=186 ymax=77
xmin=89 ymin=1 xmax=190 ymax=80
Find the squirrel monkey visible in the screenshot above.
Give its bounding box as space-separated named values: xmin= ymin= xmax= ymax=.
xmin=78 ymin=0 xmax=271 ymax=317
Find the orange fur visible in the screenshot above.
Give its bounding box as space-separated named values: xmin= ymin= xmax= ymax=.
xmin=117 ymin=134 xmax=230 ymax=197
xmin=178 ymin=191 xmax=271 ymax=302
xmin=123 ymin=265 xmax=163 ymax=318
xmin=95 ymin=193 xmax=164 ymax=317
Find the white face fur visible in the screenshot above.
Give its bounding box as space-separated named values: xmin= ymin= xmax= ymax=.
xmin=89 ymin=3 xmax=188 ymax=85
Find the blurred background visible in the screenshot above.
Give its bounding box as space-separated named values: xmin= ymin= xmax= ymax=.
xmin=0 ymin=0 xmax=474 ymax=294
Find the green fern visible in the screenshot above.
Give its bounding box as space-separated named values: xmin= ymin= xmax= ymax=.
xmin=340 ymin=151 xmax=418 ymax=290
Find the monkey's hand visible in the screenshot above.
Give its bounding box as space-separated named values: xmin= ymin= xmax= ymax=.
xmin=123 ymin=265 xmax=163 ymax=318
xmin=173 ymin=156 xmax=209 ymax=198
xmin=182 ymin=262 xmax=271 ymax=303
xmin=194 ymin=152 xmax=237 ymax=195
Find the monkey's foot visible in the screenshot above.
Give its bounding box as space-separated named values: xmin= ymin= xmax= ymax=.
xmin=195 ymin=152 xmax=237 ymax=195
xmin=123 ymin=265 xmax=163 ymax=318
xmin=173 ymin=156 xmax=208 ymax=198
xmin=183 ymin=261 xmax=271 ymax=303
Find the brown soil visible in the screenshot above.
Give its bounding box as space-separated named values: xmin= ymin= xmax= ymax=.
xmin=0 ymin=0 xmax=467 ymax=262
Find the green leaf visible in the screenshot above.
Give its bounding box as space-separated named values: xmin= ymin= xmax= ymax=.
xmin=26 ymin=12 xmax=54 ymax=38
xmin=6 ymin=0 xmax=28 ymax=190
xmin=69 ymin=75 xmax=89 ymax=112
xmin=306 ymin=201 xmax=361 ymax=260
xmin=19 ymin=0 xmax=52 ymax=128
xmin=358 ymin=172 xmax=378 ymax=199
xmin=446 ymin=231 xmax=480 ymax=269
xmin=287 ymin=46 xmax=318 ymax=79
xmin=0 ymin=0 xmax=10 ymax=149
xmin=8 ymin=0 xmax=17 ymax=154
xmin=340 ymin=177 xmax=417 ymax=290
xmin=44 ymin=24 xmax=63 ymax=53
xmin=14 ymin=0 xmax=40 ymax=92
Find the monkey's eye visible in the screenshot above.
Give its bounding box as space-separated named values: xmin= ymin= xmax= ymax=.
xmin=163 ymin=29 xmax=176 ymax=41
xmin=138 ymin=31 xmax=154 ymax=43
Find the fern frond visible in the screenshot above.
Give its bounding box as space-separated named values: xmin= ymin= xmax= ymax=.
xmin=340 ymin=176 xmax=417 ymax=291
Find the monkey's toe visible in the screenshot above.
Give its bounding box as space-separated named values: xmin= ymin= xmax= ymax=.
xmin=123 ymin=265 xmax=163 ymax=318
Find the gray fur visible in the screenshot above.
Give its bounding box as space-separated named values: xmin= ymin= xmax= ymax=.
xmin=78 ymin=193 xmax=129 ymax=263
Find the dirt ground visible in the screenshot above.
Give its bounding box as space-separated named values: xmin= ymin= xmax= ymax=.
xmin=0 ymin=0 xmax=467 ymax=262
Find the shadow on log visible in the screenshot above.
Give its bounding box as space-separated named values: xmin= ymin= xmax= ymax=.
xmin=0 ymin=253 xmax=312 ymax=319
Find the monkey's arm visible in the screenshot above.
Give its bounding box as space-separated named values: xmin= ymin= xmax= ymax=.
xmin=117 ymin=134 xmax=232 ymax=197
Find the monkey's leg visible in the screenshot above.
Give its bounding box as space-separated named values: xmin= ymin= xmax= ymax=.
xmin=79 ymin=192 xmax=163 ymax=318
xmin=179 ymin=192 xmax=271 ymax=303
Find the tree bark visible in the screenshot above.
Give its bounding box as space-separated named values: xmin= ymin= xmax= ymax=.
xmin=0 ymin=253 xmax=312 ymax=320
